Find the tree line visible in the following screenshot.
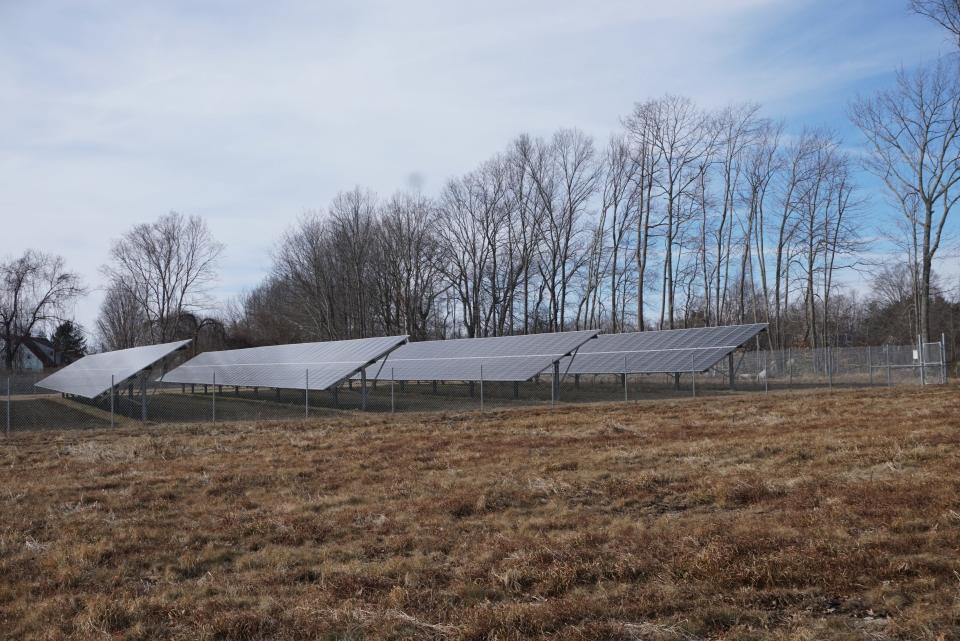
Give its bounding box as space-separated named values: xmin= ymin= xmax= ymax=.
xmin=2 ymin=1 xmax=959 ymax=369
xmin=230 ymin=101 xmax=865 ymax=354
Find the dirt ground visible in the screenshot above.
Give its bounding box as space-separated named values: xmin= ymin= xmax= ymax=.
xmin=1 ymin=385 xmax=958 ymax=640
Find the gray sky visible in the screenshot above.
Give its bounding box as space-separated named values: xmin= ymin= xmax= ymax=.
xmin=0 ymin=0 xmax=950 ymax=332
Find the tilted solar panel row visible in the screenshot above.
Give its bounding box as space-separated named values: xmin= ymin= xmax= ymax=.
xmin=33 ymin=324 xmax=766 ymax=400
xmin=160 ymin=335 xmax=409 ymax=390
xmin=563 ymin=323 xmax=767 ymax=374
xmin=361 ymin=330 xmax=600 ymax=382
xmin=35 ymin=340 xmax=192 ymax=399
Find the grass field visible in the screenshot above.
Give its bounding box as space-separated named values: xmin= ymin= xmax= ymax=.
xmin=1 ymin=386 xmax=959 ymax=640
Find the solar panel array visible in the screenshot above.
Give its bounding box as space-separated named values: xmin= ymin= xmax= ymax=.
xmin=563 ymin=323 xmax=767 ymax=374
xmin=363 ymin=330 xmax=599 ymax=382
xmin=161 ymin=335 xmax=409 ymax=391
xmin=35 ymin=340 xmax=192 ymax=399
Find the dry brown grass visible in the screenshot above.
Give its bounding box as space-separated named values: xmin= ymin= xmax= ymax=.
xmin=2 ymin=386 xmax=960 ymax=640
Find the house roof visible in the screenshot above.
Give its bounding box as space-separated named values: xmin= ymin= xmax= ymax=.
xmin=1 ymin=336 xmax=58 ymax=367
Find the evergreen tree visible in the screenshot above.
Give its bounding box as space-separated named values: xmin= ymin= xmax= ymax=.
xmin=51 ymin=321 xmax=87 ymax=362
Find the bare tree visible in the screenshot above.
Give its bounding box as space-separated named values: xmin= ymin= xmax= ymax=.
xmin=599 ymin=135 xmax=640 ymax=331
xmin=524 ymin=129 xmax=599 ymax=331
xmin=744 ymin=120 xmax=783 ymax=334
xmin=714 ymin=104 xmax=762 ymax=326
xmin=624 ymin=101 xmax=662 ymax=330
xmin=329 ymin=188 xmax=378 ymax=337
xmin=102 ymin=212 xmax=223 ymax=344
xmin=438 ymin=160 xmax=508 ymax=337
xmin=375 ymin=192 xmax=445 ymax=339
xmin=851 ymin=61 xmax=960 ymax=341
xmin=273 ymin=213 xmax=341 ymax=339
xmin=96 ymin=281 xmax=149 ymax=350
xmin=646 ymin=96 xmax=716 ymax=328
xmin=911 ymin=0 xmax=960 ymax=46
xmin=0 ymin=250 xmax=85 ymax=369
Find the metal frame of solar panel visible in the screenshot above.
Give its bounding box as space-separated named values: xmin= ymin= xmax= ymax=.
xmin=563 ymin=323 xmax=768 ymax=375
xmin=160 ymin=335 xmax=409 ymax=392
xmin=35 ymin=339 xmax=192 ymax=399
xmin=362 ymin=330 xmax=599 ymax=383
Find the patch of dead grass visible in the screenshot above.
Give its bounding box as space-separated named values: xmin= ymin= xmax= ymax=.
xmin=2 ymin=385 xmax=960 ymax=639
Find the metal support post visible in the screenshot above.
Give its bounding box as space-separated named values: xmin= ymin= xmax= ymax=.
xmin=361 ymin=368 xmax=368 ymax=411
xmin=140 ymin=375 xmax=147 ymax=422
xmin=390 ymin=368 xmax=395 ymax=414
xmin=212 ymin=372 xmax=217 ymax=424
xmin=623 ymin=355 xmax=628 ymax=402
xmin=331 ymin=385 xmax=339 ymax=408
xmin=728 ymin=352 xmax=735 ymax=390
xmin=513 ymin=381 xmax=519 ymax=400
xmin=691 ymin=351 xmax=697 ymax=397
xmin=305 ymin=370 xmax=309 ymax=419
xmin=673 ymin=373 xmax=680 ymax=391
xmin=110 ymin=375 xmax=114 ymax=429
xmin=552 ymin=361 xmax=560 ymax=406
xmin=868 ymin=346 xmax=873 ymax=385
xmin=479 ymin=363 xmax=484 ymax=412
xmin=5 ymin=376 xmax=10 ymax=437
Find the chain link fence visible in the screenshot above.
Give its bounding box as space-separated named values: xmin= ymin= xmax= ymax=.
xmin=2 ymin=340 xmax=948 ymax=434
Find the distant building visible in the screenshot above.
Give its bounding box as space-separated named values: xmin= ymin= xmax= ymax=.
xmin=0 ymin=336 xmax=76 ymax=371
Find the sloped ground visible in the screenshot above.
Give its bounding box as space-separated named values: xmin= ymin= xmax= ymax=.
xmin=1 ymin=386 xmax=958 ymax=640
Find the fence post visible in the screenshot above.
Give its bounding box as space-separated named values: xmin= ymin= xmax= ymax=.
xmin=868 ymin=346 xmax=873 ymax=385
xmin=941 ymin=333 xmax=947 ymax=384
xmin=827 ymin=346 xmax=833 ymax=390
xmin=788 ymin=348 xmax=793 ymax=388
xmin=305 ymin=370 xmax=309 ymax=419
xmin=479 ymin=363 xmax=484 ymax=412
xmin=918 ymin=334 xmax=926 ymax=386
xmin=212 ymin=372 xmax=217 ymax=424
xmin=763 ymin=349 xmax=769 ymax=394
xmin=5 ymin=375 xmax=10 ymax=437
xmin=623 ymin=354 xmax=628 ymax=402
xmin=886 ymin=344 xmax=892 ymax=386
xmin=110 ymin=374 xmax=115 ymax=429
xmin=390 ymin=367 xmax=395 ymax=414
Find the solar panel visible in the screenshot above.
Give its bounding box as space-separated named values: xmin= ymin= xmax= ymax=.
xmin=161 ymin=335 xmax=409 ymax=390
xmin=563 ymin=324 xmax=767 ymax=374
xmin=362 ymin=330 xmax=599 ymax=382
xmin=35 ymin=340 xmax=192 ymax=399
